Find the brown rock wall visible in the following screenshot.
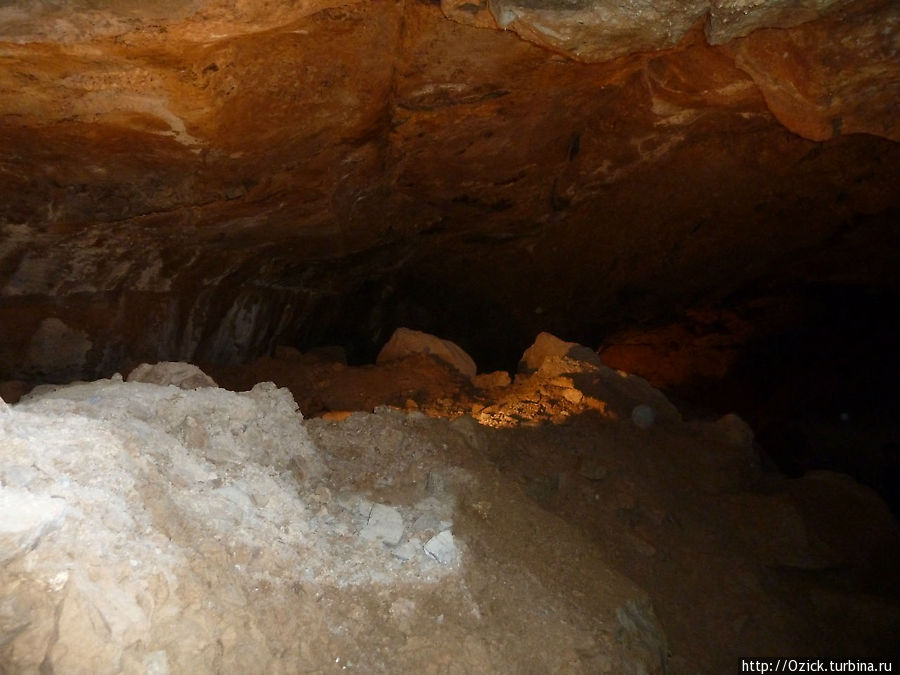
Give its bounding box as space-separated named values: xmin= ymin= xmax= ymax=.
xmin=0 ymin=0 xmax=897 ymax=379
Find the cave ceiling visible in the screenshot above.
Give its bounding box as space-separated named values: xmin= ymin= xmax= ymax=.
xmin=0 ymin=0 xmax=898 ymax=378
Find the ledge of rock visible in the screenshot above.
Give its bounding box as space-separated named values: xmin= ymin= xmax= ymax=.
xmin=731 ymin=0 xmax=900 ymax=141
xmin=1 ymin=0 xmax=898 ymax=384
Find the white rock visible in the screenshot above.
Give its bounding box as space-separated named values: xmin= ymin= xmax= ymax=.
xmin=359 ymin=503 xmax=405 ymax=546
xmin=0 ymin=487 xmax=67 ymax=563
xmin=424 ymin=530 xmax=457 ymax=565
xmin=391 ymin=538 xmax=420 ymax=561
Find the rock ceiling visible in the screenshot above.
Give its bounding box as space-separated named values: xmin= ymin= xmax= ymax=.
xmin=0 ymin=0 xmax=898 ymax=379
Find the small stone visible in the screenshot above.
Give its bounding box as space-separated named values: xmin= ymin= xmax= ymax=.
xmin=631 ymin=404 xmax=656 ymax=430
xmin=359 ymin=503 xmax=405 ymax=546
xmin=562 ymin=388 xmax=584 ymax=404
xmin=391 ymin=538 xmax=420 ymax=561
xmin=423 ymin=530 xmax=457 ymax=565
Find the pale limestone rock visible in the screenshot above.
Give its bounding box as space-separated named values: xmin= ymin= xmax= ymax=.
xmin=484 ymin=0 xmax=708 ymax=63
xmin=359 ymin=503 xmax=405 ymax=546
xmin=707 ymin=0 xmax=853 ymax=44
xmin=0 ymin=488 xmax=67 ymax=564
xmin=377 ymin=327 xmax=477 ymax=378
xmin=391 ymin=538 xmax=421 ymax=561
xmin=126 ymin=361 xmax=218 ymax=389
xmin=423 ymin=530 xmax=457 ymax=565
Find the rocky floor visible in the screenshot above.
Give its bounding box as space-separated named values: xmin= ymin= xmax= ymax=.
xmin=2 ymin=339 xmax=899 ymax=673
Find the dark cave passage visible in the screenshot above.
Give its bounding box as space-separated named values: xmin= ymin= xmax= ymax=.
xmin=2 ymin=1 xmax=900 ymax=672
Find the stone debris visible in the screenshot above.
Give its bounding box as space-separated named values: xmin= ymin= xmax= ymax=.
xmin=472 ymin=333 xmax=682 ymax=428
xmin=359 ymin=503 xmax=405 ymax=546
xmin=445 ymin=0 xmax=708 ymax=62
xmin=707 ymin=0 xmax=852 ymax=44
xmin=391 ymin=538 xmax=422 ymax=561
xmin=127 ymin=361 xmax=218 ymax=389
xmin=0 ymin=378 xmax=476 ymax=673
xmin=0 ymin=488 xmax=67 ymax=564
xmin=519 ymin=331 xmax=602 ymax=373
xmin=2 ymin=355 xmax=897 ymax=672
xmin=377 ymin=327 xmax=478 ymax=378
xmin=424 ymin=530 xmax=458 ymax=565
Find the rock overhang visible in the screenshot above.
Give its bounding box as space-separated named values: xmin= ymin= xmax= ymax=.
xmin=0 ymin=0 xmax=897 ymax=379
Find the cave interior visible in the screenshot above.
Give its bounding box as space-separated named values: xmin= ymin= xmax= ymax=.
xmin=1 ymin=0 xmax=899 ymax=670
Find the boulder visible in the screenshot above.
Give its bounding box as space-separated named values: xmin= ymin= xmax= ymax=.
xmin=377 ymin=328 xmax=477 ymax=378
xmin=519 ymin=332 xmax=602 ymax=373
